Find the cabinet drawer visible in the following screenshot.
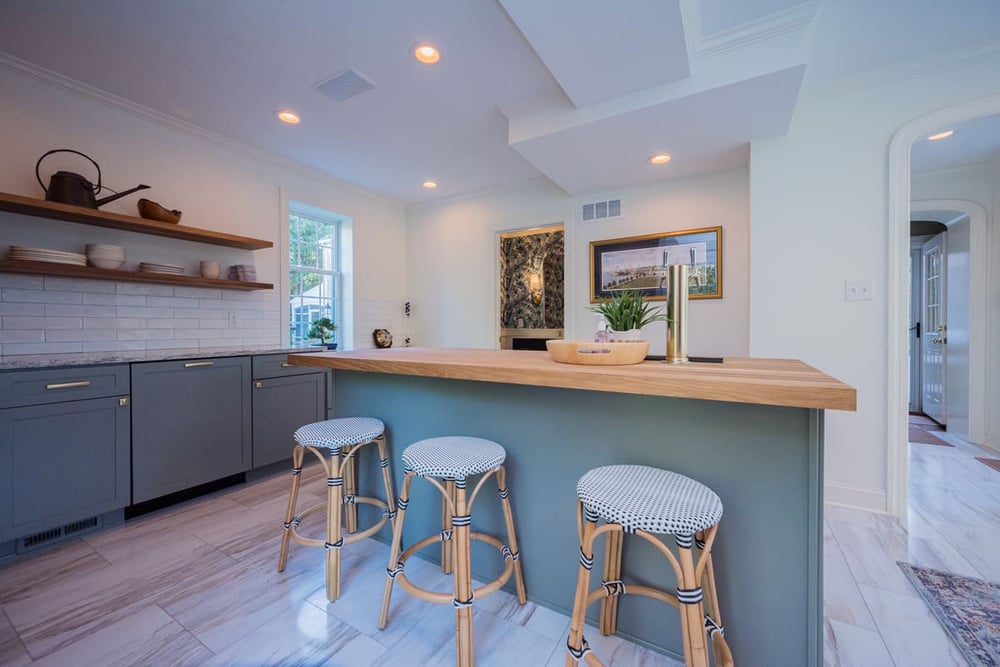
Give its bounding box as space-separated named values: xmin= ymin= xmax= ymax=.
xmin=252 ymin=353 xmax=324 ymax=379
xmin=0 ymin=365 xmax=130 ymax=408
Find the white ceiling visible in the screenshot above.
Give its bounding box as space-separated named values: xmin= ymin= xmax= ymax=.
xmin=911 ymin=114 xmax=1000 ymax=173
xmin=0 ymin=0 xmax=998 ymax=204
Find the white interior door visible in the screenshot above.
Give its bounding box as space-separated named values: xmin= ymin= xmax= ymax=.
xmin=921 ymin=233 xmax=947 ymax=424
xmin=908 ymin=246 xmax=922 ymax=412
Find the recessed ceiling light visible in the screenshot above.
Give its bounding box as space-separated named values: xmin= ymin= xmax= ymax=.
xmin=413 ymin=43 xmax=440 ymax=64
xmin=275 ymin=110 xmax=300 ymax=124
xmin=422 ymin=181 xmax=438 ymax=190
xmin=927 ymin=130 xmax=954 ymax=141
xmin=648 ymin=153 xmax=672 ymax=165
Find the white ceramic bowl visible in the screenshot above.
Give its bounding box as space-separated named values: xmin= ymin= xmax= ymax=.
xmin=88 ymin=257 xmax=126 ymax=270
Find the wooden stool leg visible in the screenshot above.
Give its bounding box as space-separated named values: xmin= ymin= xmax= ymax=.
xmin=698 ymin=528 xmax=733 ymax=667
xmin=277 ymin=444 xmax=305 ymax=571
xmin=325 ymin=449 xmax=345 ymax=602
xmin=599 ymin=529 xmax=623 ymax=635
xmin=677 ymin=535 xmax=710 ymax=667
xmin=453 ymin=480 xmax=474 ymax=667
xmin=342 ymin=444 xmax=358 ymax=534
xmin=379 ymin=472 xmax=413 ymax=629
xmin=441 ymin=478 xmax=456 ymax=574
xmin=495 ymin=466 xmax=526 ymax=604
xmin=566 ymin=503 xmax=598 ymax=667
xmin=375 ymin=436 xmax=397 ymax=529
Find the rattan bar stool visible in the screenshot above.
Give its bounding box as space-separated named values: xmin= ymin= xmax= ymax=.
xmin=565 ymin=465 xmax=733 ymax=667
xmin=379 ymin=436 xmax=527 ymax=667
xmin=277 ymin=417 xmax=397 ymax=602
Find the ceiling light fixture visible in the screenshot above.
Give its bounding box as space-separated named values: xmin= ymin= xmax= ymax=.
xmin=648 ymin=153 xmax=672 ymax=165
xmin=422 ymin=181 xmax=438 ymax=190
xmin=927 ymin=130 xmax=954 ymax=141
xmin=413 ymin=43 xmax=441 ymax=64
xmin=275 ymin=110 xmax=301 ymax=124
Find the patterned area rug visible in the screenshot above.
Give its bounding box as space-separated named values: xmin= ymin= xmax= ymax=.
xmin=898 ymin=562 xmax=1000 ymax=666
xmin=909 ymin=424 xmax=952 ymax=446
xmin=976 ymin=457 xmax=1000 ymax=473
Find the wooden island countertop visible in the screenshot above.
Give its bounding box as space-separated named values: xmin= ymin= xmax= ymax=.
xmin=287 ymin=346 xmax=855 ymax=411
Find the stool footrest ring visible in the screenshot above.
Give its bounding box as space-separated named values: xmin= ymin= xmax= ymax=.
xmin=286 ymin=496 xmax=391 ymax=548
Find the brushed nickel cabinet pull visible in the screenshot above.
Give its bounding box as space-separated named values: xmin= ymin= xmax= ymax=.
xmin=281 ymin=363 xmax=292 ymax=368
xmin=255 ymin=381 xmax=264 ymax=389
xmin=119 ymin=397 xmax=130 ymax=407
xmin=184 ymin=361 xmax=214 ymax=368
xmin=45 ymin=381 xmax=92 ymax=390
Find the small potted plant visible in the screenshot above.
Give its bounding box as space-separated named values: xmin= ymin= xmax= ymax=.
xmin=589 ymin=290 xmax=667 ymax=342
xmin=308 ymin=317 xmax=338 ymax=349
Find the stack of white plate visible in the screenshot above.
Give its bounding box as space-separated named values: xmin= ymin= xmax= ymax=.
xmin=9 ymin=245 xmax=87 ymax=266
xmin=139 ymin=261 xmax=186 ymax=275
xmin=85 ymin=244 xmax=126 ymax=270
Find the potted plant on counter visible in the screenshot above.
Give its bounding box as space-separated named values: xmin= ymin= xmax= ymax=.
xmin=308 ymin=317 xmax=338 ymax=350
xmin=589 ymin=290 xmax=667 ymax=342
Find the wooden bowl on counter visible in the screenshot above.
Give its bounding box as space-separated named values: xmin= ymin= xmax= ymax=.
xmin=137 ymin=198 xmax=182 ymax=224
xmin=545 ymin=339 xmax=650 ymax=366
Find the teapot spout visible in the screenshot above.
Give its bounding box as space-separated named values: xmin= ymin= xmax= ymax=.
xmin=95 ymin=184 xmax=150 ymax=208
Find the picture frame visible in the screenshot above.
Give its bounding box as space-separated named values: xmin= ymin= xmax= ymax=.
xmin=590 ymin=226 xmax=722 ymax=302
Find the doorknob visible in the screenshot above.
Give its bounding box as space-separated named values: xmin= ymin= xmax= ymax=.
xmin=932 ymin=337 xmax=947 ymax=345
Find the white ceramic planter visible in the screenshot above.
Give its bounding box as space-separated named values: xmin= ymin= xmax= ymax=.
xmin=608 ymin=328 xmax=641 ymax=342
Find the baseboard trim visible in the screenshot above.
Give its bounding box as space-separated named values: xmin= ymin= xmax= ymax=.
xmin=825 ymin=482 xmax=888 ymax=513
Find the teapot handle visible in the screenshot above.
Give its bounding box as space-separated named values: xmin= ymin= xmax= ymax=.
xmin=35 ymin=149 xmax=102 ymax=194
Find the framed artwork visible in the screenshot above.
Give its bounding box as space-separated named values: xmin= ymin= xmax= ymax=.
xmin=590 ymin=226 xmax=722 ymax=302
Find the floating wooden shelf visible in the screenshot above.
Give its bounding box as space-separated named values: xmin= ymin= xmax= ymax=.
xmin=0 ymin=260 xmax=273 ymax=291
xmin=0 ymin=191 xmax=273 ymax=250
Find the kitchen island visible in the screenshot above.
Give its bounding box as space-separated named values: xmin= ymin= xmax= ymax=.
xmin=288 ymin=347 xmax=855 ymax=666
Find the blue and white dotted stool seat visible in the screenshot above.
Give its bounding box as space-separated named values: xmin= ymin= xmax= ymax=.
xmin=278 ymin=417 xmax=397 ymax=603
xmin=293 ymin=417 xmax=385 ymax=451
xmin=380 ymin=436 xmax=527 ymax=667
xmin=566 ymin=465 xmax=733 ymax=667
xmin=402 ymin=436 xmax=507 ymax=479
xmin=577 ymin=465 xmax=723 ymax=536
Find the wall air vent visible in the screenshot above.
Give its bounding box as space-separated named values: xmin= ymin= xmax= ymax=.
xmin=580 ymin=198 xmax=622 ymax=222
xmin=314 ymin=68 xmax=377 ymax=103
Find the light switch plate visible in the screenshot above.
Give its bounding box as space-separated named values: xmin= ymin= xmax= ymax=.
xmin=845 ymin=280 xmax=873 ymax=301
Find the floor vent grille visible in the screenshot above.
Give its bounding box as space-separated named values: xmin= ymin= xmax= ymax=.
xmin=18 ymin=515 xmax=102 ymax=552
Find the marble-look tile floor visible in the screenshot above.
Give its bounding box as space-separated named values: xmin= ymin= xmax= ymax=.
xmin=1 ymin=428 xmax=996 ymax=666
xmin=824 ymin=428 xmax=1000 ymax=667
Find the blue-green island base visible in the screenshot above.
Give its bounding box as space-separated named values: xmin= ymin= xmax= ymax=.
xmin=340 ymin=370 xmax=823 ymax=666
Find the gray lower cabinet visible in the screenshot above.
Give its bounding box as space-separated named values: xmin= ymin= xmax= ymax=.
xmin=131 ymin=356 xmax=251 ymax=503
xmin=0 ymin=365 xmax=131 ymax=543
xmin=251 ymin=355 xmax=326 ymax=467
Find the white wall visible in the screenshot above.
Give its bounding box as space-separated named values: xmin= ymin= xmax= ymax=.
xmin=406 ymin=169 xmax=750 ymax=357
xmin=749 ymin=50 xmax=1000 ymax=510
xmin=0 ymin=64 xmax=407 ymax=353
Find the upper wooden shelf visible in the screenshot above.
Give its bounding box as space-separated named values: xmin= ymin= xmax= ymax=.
xmin=0 ymin=192 xmax=273 ymax=250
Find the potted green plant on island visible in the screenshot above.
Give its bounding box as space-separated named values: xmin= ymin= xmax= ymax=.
xmin=590 ymin=290 xmax=667 ymax=341
xmin=308 ymin=317 xmax=338 ymax=349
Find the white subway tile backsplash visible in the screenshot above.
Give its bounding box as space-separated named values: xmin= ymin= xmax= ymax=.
xmin=115 ymin=306 xmax=174 ymax=318
xmin=117 ymin=283 xmax=174 ymax=296
xmin=44 ymin=304 xmax=117 ymax=317
xmin=1 ymin=276 xmax=280 ymax=356
xmin=83 ymin=293 xmax=146 ymax=306
xmin=0 ymin=275 xmax=44 ymax=289
xmin=0 ymin=302 xmax=44 ymax=316
xmin=4 ymin=342 xmax=83 ymax=355
xmin=3 ymin=288 xmax=83 ymax=304
xmin=0 ymin=330 xmax=44 ymax=343
xmin=4 ymin=316 xmax=82 ymax=330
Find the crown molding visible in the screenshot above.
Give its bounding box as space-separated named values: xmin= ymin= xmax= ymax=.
xmin=405 ymin=175 xmax=564 ymax=214
xmin=0 ymin=51 xmax=401 ymax=209
xmin=802 ymin=39 xmax=1000 ymax=102
xmin=687 ymin=0 xmax=820 ymax=60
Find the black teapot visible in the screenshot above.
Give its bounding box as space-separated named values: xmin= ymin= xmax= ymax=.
xmin=36 ymin=149 xmax=149 ymax=209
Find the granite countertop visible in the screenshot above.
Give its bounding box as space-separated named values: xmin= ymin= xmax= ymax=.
xmin=0 ymin=345 xmax=325 ymax=370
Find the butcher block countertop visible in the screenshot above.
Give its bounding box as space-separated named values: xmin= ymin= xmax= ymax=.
xmin=287 ymin=347 xmax=856 ymax=411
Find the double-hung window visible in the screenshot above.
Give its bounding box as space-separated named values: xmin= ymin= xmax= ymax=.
xmin=288 ymin=208 xmax=340 ymax=345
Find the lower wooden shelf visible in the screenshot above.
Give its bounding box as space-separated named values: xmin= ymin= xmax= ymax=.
xmin=0 ymin=259 xmax=273 ymax=291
